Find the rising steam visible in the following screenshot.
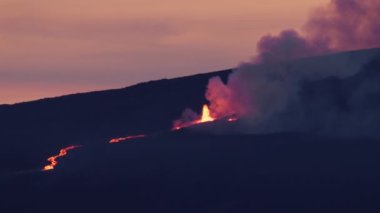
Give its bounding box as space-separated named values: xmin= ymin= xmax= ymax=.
xmin=204 ymin=0 xmax=380 ymax=137
xmin=255 ymin=0 xmax=380 ymax=63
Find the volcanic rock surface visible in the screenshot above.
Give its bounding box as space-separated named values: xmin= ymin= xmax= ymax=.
xmin=1 ymin=48 xmax=380 ymax=212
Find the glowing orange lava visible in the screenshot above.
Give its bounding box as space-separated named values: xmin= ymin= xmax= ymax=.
xmin=198 ymin=104 xmax=215 ymax=123
xmin=43 ymin=145 xmax=82 ymax=171
xmin=109 ymin=134 xmax=146 ymax=144
xmin=173 ymin=104 xmax=216 ymax=130
xmin=41 ymin=104 xmax=235 ymax=172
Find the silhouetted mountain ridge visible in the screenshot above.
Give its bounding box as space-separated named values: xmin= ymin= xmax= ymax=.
xmin=1 ymin=48 xmax=380 ymax=213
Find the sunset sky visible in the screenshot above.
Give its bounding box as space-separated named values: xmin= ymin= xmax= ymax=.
xmin=0 ymin=0 xmax=328 ymax=104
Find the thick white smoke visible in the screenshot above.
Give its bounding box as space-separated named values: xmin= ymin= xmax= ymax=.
xmin=255 ymin=0 xmax=380 ymax=64
xmin=205 ymin=49 xmax=380 ymax=137
xmin=203 ymin=0 xmax=380 ymax=137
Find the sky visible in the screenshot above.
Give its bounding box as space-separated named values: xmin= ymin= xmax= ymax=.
xmin=0 ymin=0 xmax=328 ymax=104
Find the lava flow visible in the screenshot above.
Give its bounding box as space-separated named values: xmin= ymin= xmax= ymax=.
xmin=173 ymin=104 xmax=216 ymax=130
xmin=109 ymin=134 xmax=146 ymax=144
xmin=43 ymin=145 xmax=82 ymax=171
xmin=41 ymin=104 xmax=233 ymax=172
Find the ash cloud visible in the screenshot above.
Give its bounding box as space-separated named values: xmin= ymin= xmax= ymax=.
xmin=305 ymin=0 xmax=380 ymax=51
xmin=207 ymin=49 xmax=380 ymax=137
xmin=205 ymin=0 xmax=380 ymax=138
xmin=254 ymin=30 xmax=330 ymax=64
xmin=206 ymin=76 xmax=248 ymax=118
xmin=255 ymin=0 xmax=380 ymax=63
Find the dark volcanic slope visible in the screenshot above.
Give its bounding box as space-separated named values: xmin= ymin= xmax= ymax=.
xmin=0 ymin=70 xmax=231 ymax=172
xmin=1 ymin=48 xmax=380 ymax=212
xmin=3 ymin=132 xmax=380 ymax=213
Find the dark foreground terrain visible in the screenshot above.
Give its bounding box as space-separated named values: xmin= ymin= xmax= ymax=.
xmin=1 ymin=48 xmax=380 ymax=212
xmin=3 ymin=132 xmax=380 ymax=212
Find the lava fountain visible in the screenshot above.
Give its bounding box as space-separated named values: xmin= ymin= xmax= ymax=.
xmin=199 ymin=104 xmax=215 ymax=123
xmin=41 ymin=98 xmax=236 ymax=171
xmin=173 ymin=104 xmax=216 ymax=130
xmin=43 ymin=145 xmax=82 ymax=171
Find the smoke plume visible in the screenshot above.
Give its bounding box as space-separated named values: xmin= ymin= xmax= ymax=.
xmin=204 ymin=0 xmax=380 ymax=137
xmin=255 ymin=29 xmax=330 ymax=63
xmin=255 ymin=0 xmax=380 ymax=63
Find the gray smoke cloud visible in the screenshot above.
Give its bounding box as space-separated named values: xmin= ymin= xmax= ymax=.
xmin=206 ymin=49 xmax=380 ymax=137
xmin=305 ymin=0 xmax=380 ymax=51
xmin=254 ymin=30 xmax=330 ymax=64
xmin=255 ymin=0 xmax=380 ymax=64
xmin=204 ymin=0 xmax=380 ymax=137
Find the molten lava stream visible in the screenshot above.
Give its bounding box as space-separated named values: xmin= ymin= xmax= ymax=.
xmin=43 ymin=145 xmax=82 ymax=171
xmin=173 ymin=104 xmax=216 ymax=130
xmin=109 ymin=134 xmax=146 ymax=144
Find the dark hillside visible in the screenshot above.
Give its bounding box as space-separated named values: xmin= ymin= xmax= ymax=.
xmin=0 ymin=70 xmax=231 ymax=172
xmin=1 ymin=48 xmax=380 ymax=212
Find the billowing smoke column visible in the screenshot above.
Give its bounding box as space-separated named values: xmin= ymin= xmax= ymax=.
xmin=254 ymin=29 xmax=330 ymax=64
xmin=305 ymin=0 xmax=380 ymax=52
xmin=205 ymin=76 xmax=248 ymax=118
xmin=205 ymin=0 xmax=380 ymax=137
xmin=255 ymin=0 xmax=380 ymax=63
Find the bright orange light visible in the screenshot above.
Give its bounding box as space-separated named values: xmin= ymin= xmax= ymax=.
xmin=198 ymin=105 xmax=215 ymax=123
xmin=173 ymin=104 xmax=216 ymax=130
xmin=43 ymin=145 xmax=81 ymax=171
xmin=109 ymin=134 xmax=146 ymax=144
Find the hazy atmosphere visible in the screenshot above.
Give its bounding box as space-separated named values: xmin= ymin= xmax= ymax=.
xmin=0 ymin=0 xmax=327 ymax=103
xmin=2 ymin=1 xmax=380 ymax=212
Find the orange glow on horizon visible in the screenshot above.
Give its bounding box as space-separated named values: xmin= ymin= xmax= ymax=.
xmin=0 ymin=0 xmax=328 ymax=104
